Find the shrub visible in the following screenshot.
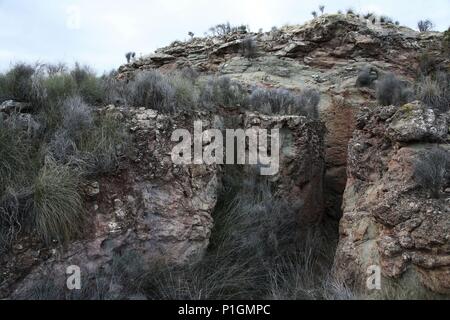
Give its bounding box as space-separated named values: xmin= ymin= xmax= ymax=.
xmin=45 ymin=63 xmax=67 ymax=76
xmin=126 ymin=70 xmax=175 ymax=112
xmin=2 ymin=63 xmax=35 ymax=102
xmin=248 ymin=87 xmax=320 ymax=118
xmin=46 ymin=129 xmax=77 ymax=165
xmin=0 ymin=121 xmax=30 ymax=189
xmin=76 ymin=112 xmax=129 ymax=175
xmin=380 ymin=16 xmax=393 ymax=24
xmin=168 ymin=72 xmax=199 ymax=112
xmin=180 ymin=66 xmax=199 ymax=81
xmin=61 ymin=95 xmax=94 ymax=138
xmin=199 ymin=76 xmax=247 ymax=110
xmin=249 ymin=87 xmax=296 ymax=114
xmin=208 ymin=22 xmax=232 ymax=36
xmin=32 ymin=158 xmax=85 ymax=244
xmin=356 ymin=65 xmax=378 ymax=87
xmin=319 ymin=5 xmax=325 ymax=14
xmin=241 ymin=37 xmax=258 ymax=58
xmin=297 ymin=88 xmax=321 ymax=118
xmin=376 ymin=73 xmax=413 ymax=106
xmin=101 ymin=71 xmax=127 ymax=105
xmin=417 ymin=76 xmax=448 ymax=112
xmin=444 ymin=27 xmax=450 ymax=54
xmin=414 ymin=147 xmax=449 ymax=198
xmin=0 ymin=73 xmax=8 ymax=102
xmin=417 ymin=51 xmax=439 ymax=77
xmin=125 ymin=52 xmax=136 ymax=64
xmin=0 ymin=188 xmax=29 ymax=253
xmin=69 ymin=63 xmax=104 ymax=104
xmin=418 ymin=20 xmax=433 ymax=32
xmin=311 ymin=11 xmax=318 ymax=18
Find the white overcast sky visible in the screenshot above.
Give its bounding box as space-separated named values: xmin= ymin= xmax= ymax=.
xmin=0 ymin=0 xmax=448 ymax=73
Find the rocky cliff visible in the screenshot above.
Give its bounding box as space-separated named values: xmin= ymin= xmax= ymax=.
xmin=334 ymin=102 xmax=449 ymax=296
xmin=119 ymin=13 xmax=444 ymax=219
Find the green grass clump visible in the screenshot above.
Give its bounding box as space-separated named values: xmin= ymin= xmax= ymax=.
xmin=32 ymin=158 xmax=85 ymax=244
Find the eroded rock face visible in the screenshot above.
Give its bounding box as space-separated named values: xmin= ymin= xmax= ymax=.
xmin=1 ymin=107 xmax=221 ymax=298
xmin=118 ymin=14 xmax=444 ymax=219
xmin=334 ymin=103 xmax=450 ymax=295
xmin=244 ymin=112 xmax=326 ymax=223
xmin=1 ymin=106 xmax=328 ymax=299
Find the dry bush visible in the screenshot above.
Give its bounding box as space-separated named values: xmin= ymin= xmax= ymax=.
xmin=414 ymin=147 xmax=449 ymax=198
xmin=376 ymin=73 xmax=414 ymax=106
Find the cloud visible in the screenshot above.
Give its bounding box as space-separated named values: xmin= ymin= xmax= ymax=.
xmin=0 ymin=0 xmax=448 ymax=73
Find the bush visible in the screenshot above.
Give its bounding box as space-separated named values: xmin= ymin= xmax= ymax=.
xmin=199 ymin=76 xmax=247 ymax=110
xmin=356 ymin=65 xmax=378 ymax=87
xmin=418 ymin=20 xmax=433 ymax=32
xmin=249 ymin=87 xmax=296 ymax=114
xmin=417 ymin=76 xmax=448 ymax=112
xmin=297 ymin=88 xmax=321 ymax=118
xmin=444 ymin=27 xmax=450 ymax=54
xmin=0 ymin=188 xmax=31 ymax=253
xmin=101 ymin=71 xmax=127 ymax=105
xmin=241 ymin=37 xmax=258 ymax=58
xmin=61 ymin=95 xmax=94 ymax=138
xmin=32 ymin=158 xmax=85 ymax=244
xmin=76 ymin=112 xmax=129 ymax=175
xmin=249 ymin=87 xmax=320 ymax=118
xmin=376 ymin=73 xmax=413 ymax=106
xmin=168 ymin=72 xmax=199 ymax=112
xmin=414 ymin=147 xmax=449 ymax=198
xmin=71 ymin=64 xmax=105 ymax=104
xmin=1 ymin=63 xmax=36 ymax=102
xmin=46 ymin=129 xmax=77 ymax=165
xmin=0 ymin=121 xmax=31 ymax=190
xmin=126 ymin=70 xmax=175 ymax=112
xmin=417 ymin=51 xmax=439 ymax=77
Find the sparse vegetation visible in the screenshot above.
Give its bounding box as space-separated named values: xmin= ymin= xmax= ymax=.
xmin=356 ymin=65 xmax=378 ymax=87
xmin=444 ymin=27 xmax=450 ymax=54
xmin=376 ymin=73 xmax=414 ymax=107
xmin=199 ymin=76 xmax=247 ymax=110
xmin=416 ymin=76 xmax=449 ymax=112
xmin=0 ymin=63 xmax=35 ymax=102
xmin=248 ymin=86 xmax=320 ymax=118
xmin=0 ymin=63 xmax=130 ymax=251
xmin=139 ymin=168 xmax=343 ymax=300
xmin=241 ymin=37 xmax=258 ymax=58
xmin=32 ymin=158 xmax=85 ymax=244
xmin=208 ymin=23 xmax=248 ymax=36
xmin=418 ymin=20 xmax=433 ymax=32
xmin=319 ymin=5 xmax=325 ymax=15
xmin=126 ymin=70 xmax=175 ymax=112
xmin=414 ymin=147 xmax=449 ymax=199
xmin=125 ymin=52 xmax=136 ymax=64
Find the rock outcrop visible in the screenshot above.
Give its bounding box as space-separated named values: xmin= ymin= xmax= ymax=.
xmin=243 ymin=112 xmax=326 ymax=223
xmin=1 ymin=107 xmax=221 ymax=298
xmin=118 ymin=13 xmax=444 ymax=218
xmin=1 ymin=13 xmax=448 ymax=299
xmin=1 ymin=105 xmax=327 ymax=298
xmin=334 ymin=102 xmax=450 ymax=295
